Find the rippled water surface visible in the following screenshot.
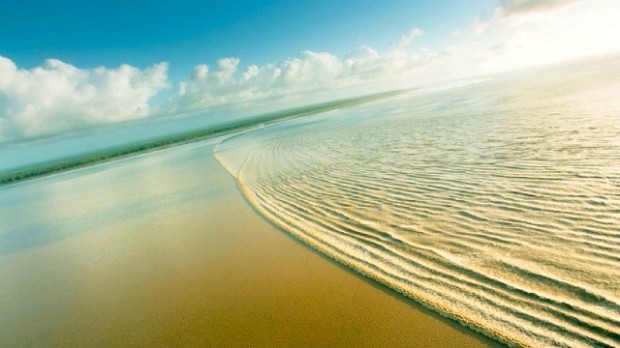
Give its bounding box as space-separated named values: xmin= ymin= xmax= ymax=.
xmin=215 ymin=57 xmax=620 ymax=347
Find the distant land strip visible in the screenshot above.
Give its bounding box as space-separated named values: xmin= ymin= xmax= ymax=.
xmin=0 ymin=90 xmax=406 ymax=187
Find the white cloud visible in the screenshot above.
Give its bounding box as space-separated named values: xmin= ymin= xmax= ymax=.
xmin=396 ymin=27 xmax=424 ymax=50
xmin=164 ymin=26 xmax=438 ymax=116
xmin=0 ymin=57 xmax=168 ymax=142
xmin=475 ymin=0 xmax=583 ymax=33
xmin=168 ymin=50 xmax=371 ymax=113
xmin=497 ymin=0 xmax=581 ymax=17
xmin=479 ymin=0 xmax=619 ymax=65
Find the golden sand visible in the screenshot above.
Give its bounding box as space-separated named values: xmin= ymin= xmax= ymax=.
xmin=0 ymin=144 xmax=500 ymax=347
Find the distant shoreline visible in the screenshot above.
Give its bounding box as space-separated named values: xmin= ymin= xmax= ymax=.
xmin=0 ymin=90 xmax=405 ymax=187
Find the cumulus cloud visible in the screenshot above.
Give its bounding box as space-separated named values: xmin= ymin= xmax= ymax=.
xmin=0 ymin=57 xmax=168 ymax=142
xmin=164 ymin=26 xmax=438 ymax=115
xmin=169 ymin=49 xmax=386 ymax=113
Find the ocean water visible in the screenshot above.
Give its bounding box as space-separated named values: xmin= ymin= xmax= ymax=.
xmin=215 ymin=56 xmax=620 ymax=347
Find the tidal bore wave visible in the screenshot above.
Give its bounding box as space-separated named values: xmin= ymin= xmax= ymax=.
xmin=215 ymin=57 xmax=620 ymax=347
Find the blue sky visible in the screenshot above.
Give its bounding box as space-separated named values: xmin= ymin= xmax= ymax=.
xmin=1 ymin=0 xmax=494 ymax=80
xmin=1 ymin=0 xmax=619 ymax=165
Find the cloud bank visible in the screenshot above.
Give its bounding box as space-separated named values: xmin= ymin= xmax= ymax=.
xmin=0 ymin=57 xmax=168 ymax=141
xmin=169 ymin=35 xmax=427 ymax=114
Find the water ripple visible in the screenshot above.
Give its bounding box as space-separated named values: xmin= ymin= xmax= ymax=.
xmin=215 ymin=61 xmax=620 ymax=347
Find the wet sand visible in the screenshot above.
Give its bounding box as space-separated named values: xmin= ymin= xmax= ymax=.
xmin=0 ymin=140 xmax=501 ymax=347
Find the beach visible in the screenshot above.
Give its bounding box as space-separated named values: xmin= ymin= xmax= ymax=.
xmin=0 ymin=138 xmax=497 ymax=347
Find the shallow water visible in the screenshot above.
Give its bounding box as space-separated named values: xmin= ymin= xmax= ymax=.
xmin=215 ymin=56 xmax=620 ymax=347
xmin=0 ymin=136 xmax=498 ymax=347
